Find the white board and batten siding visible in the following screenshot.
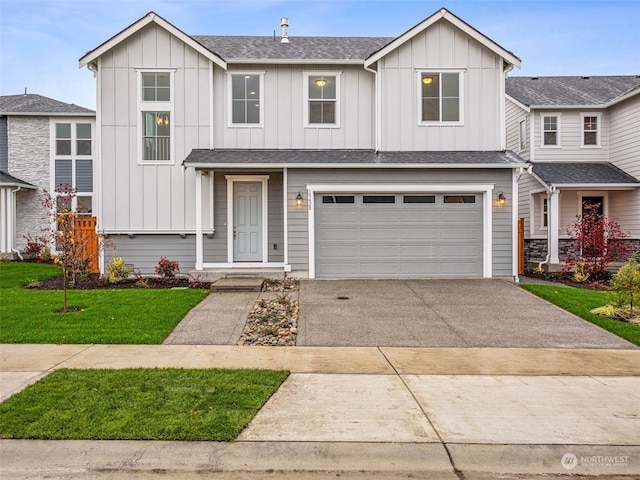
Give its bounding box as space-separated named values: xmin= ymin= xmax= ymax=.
xmin=213 ymin=64 xmax=375 ymax=150
xmin=286 ymin=168 xmax=514 ymax=278
xmin=99 ymin=24 xmax=213 ymax=233
xmin=379 ymin=20 xmax=503 ymax=151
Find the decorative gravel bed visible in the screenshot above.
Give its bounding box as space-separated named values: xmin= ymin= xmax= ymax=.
xmin=238 ymin=278 xmax=300 ymax=346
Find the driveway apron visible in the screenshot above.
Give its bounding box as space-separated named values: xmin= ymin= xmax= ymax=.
xmin=296 ymin=279 xmax=637 ymax=348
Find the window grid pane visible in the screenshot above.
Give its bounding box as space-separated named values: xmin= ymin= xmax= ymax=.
xmin=583 ymin=116 xmax=598 ymax=145
xmin=142 ymin=73 xmax=170 ymax=102
xmin=543 ymin=116 xmax=558 ymax=145
xmin=232 ymin=75 xmax=261 ymax=124
xmin=421 ymin=73 xmax=459 ymax=122
xmin=143 ymin=112 xmax=171 ymax=161
xmin=308 ymin=76 xmax=337 ymax=124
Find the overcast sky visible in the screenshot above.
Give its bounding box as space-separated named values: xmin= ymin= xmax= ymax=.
xmin=1 ymin=0 xmax=639 ymax=110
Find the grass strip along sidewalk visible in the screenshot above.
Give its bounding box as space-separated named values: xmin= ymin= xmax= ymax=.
xmin=0 ymin=368 xmax=288 ymax=441
xmin=521 ymin=284 xmax=640 ymax=346
xmin=0 ymin=262 xmax=209 ymax=344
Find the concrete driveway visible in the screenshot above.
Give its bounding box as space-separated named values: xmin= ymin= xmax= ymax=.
xmin=296 ymin=279 xmax=636 ymax=349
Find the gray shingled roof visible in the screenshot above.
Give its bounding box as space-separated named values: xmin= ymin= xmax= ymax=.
xmin=0 ymin=170 xmax=36 ymax=188
xmin=192 ymin=36 xmax=393 ymax=61
xmin=184 ymin=149 xmax=526 ymax=167
xmin=0 ymin=94 xmax=94 ymax=115
xmin=506 ymin=76 xmax=640 ymax=106
xmin=532 ymin=162 xmax=640 ymax=186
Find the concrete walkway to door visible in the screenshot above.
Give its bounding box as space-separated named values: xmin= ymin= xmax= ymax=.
xmin=296 ymin=279 xmax=637 ymax=349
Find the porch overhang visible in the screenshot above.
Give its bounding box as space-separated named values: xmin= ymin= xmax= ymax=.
xmin=183 ymin=149 xmax=529 ymax=170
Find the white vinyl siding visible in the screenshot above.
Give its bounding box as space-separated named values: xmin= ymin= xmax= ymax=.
xmin=100 ymin=24 xmax=213 ymax=231
xmin=379 ymin=20 xmax=502 ymax=151
xmin=505 ymin=97 xmax=530 ymax=161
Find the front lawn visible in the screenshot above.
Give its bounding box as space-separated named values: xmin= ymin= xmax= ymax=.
xmin=0 ymin=368 xmax=288 ymax=441
xmin=521 ymin=284 xmax=640 ymax=346
xmin=0 ymin=262 xmax=209 ymax=344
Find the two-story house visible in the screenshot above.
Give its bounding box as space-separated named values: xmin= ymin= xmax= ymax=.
xmin=79 ymin=8 xmax=527 ymax=279
xmin=0 ymin=94 xmax=95 ymax=258
xmin=506 ymin=76 xmax=640 ymax=269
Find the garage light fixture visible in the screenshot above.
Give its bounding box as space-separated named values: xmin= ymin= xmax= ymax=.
xmin=497 ymin=192 xmax=506 ymax=206
xmin=296 ymin=192 xmax=303 ymax=206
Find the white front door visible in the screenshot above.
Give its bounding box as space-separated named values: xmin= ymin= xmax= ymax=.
xmin=233 ymin=182 xmax=262 ymax=262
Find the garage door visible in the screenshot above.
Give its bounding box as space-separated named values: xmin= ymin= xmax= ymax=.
xmin=315 ymin=193 xmax=483 ymax=278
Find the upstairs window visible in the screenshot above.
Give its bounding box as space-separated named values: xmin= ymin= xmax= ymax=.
xmin=542 ymin=115 xmax=560 ymax=146
xmin=142 ymin=112 xmax=171 ymax=161
xmin=142 ymin=73 xmax=171 ymax=102
xmin=138 ymin=70 xmax=174 ymax=163
xmin=305 ymin=73 xmax=340 ymax=127
xmin=230 ymin=74 xmax=262 ymax=125
xmin=582 ymin=114 xmax=600 ymax=146
xmin=419 ymin=71 xmax=462 ymax=124
xmin=518 ymin=119 xmax=527 ymax=151
xmin=52 ymin=121 xmax=94 ymax=216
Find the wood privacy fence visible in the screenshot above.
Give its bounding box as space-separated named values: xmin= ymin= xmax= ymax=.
xmin=518 ymin=217 xmax=525 ymax=275
xmin=74 ymin=217 xmax=99 ymax=273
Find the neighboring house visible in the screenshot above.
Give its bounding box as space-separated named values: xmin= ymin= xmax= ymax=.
xmin=506 ymin=76 xmax=640 ymax=269
xmin=0 ymin=94 xmax=95 ymax=258
xmin=79 ymin=8 xmax=527 ymax=279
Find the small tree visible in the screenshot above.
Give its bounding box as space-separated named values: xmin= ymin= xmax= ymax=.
xmin=41 ymin=185 xmax=97 ymax=311
xmin=563 ymin=201 xmax=632 ymax=281
xmin=609 ymin=256 xmax=640 ymax=316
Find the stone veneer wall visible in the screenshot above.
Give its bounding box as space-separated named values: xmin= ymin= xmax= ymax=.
xmin=8 ymin=116 xmax=50 ymax=250
xmin=525 ymin=239 xmax=640 ymax=261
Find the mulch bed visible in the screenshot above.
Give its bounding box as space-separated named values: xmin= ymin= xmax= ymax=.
xmin=25 ymin=274 xmax=211 ymax=290
xmin=522 ymin=272 xmax=611 ymax=291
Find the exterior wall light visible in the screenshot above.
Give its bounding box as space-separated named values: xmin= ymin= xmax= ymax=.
xmin=497 ymin=192 xmax=506 ymax=206
xmin=296 ymin=192 xmax=303 ymax=206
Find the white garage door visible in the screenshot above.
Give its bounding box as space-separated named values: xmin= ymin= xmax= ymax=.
xmin=315 ymin=193 xmax=483 ymax=278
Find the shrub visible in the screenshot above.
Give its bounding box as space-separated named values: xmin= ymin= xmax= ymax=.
xmin=23 ymin=235 xmax=45 ymax=260
xmin=155 ymin=257 xmax=179 ymax=280
xmin=609 ymin=257 xmax=640 ymax=315
xmin=105 ymin=255 xmax=131 ymax=284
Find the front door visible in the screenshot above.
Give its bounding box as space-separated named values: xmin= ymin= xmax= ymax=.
xmin=233 ymin=182 xmax=262 ymax=262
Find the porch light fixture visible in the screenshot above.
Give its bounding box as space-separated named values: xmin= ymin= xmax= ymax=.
xmin=497 ymin=192 xmax=506 ymax=206
xmin=296 ymin=192 xmax=303 ymax=206
xmin=315 ymin=78 xmax=327 ymax=87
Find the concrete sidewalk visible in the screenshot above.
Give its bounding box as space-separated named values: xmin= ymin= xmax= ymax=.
xmin=2 ymin=344 xmax=640 ymax=479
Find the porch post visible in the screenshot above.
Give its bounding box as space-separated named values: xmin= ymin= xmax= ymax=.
xmin=195 ymin=170 xmax=203 ymax=270
xmin=548 ymin=189 xmax=560 ymax=264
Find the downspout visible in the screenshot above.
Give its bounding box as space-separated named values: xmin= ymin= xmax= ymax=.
xmin=10 ymin=186 xmax=24 ymax=260
xmin=364 ymin=63 xmax=380 ymax=152
xmin=538 ymin=184 xmax=556 ymax=270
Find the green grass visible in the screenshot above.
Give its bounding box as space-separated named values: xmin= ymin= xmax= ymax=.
xmin=0 ymin=262 xmax=209 ymax=344
xmin=0 ymin=368 xmax=288 ymax=441
xmin=521 ymin=284 xmax=640 ymax=346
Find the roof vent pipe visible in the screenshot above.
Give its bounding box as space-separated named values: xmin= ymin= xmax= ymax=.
xmin=280 ymin=18 xmax=289 ymax=43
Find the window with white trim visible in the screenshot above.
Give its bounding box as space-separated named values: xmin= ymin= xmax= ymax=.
xmin=419 ymin=71 xmax=462 ymax=123
xmin=541 ymin=115 xmax=559 ymax=146
xmin=304 ymin=73 xmax=340 ymax=126
xmin=581 ymin=114 xmax=600 ymax=146
xmin=139 ymin=71 xmax=173 ymax=163
xmin=541 ymin=197 xmax=548 ymax=228
xmin=230 ymin=74 xmax=262 ymax=125
xmin=518 ymin=119 xmax=526 ymax=151
xmin=53 ymin=121 xmax=94 ymax=215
